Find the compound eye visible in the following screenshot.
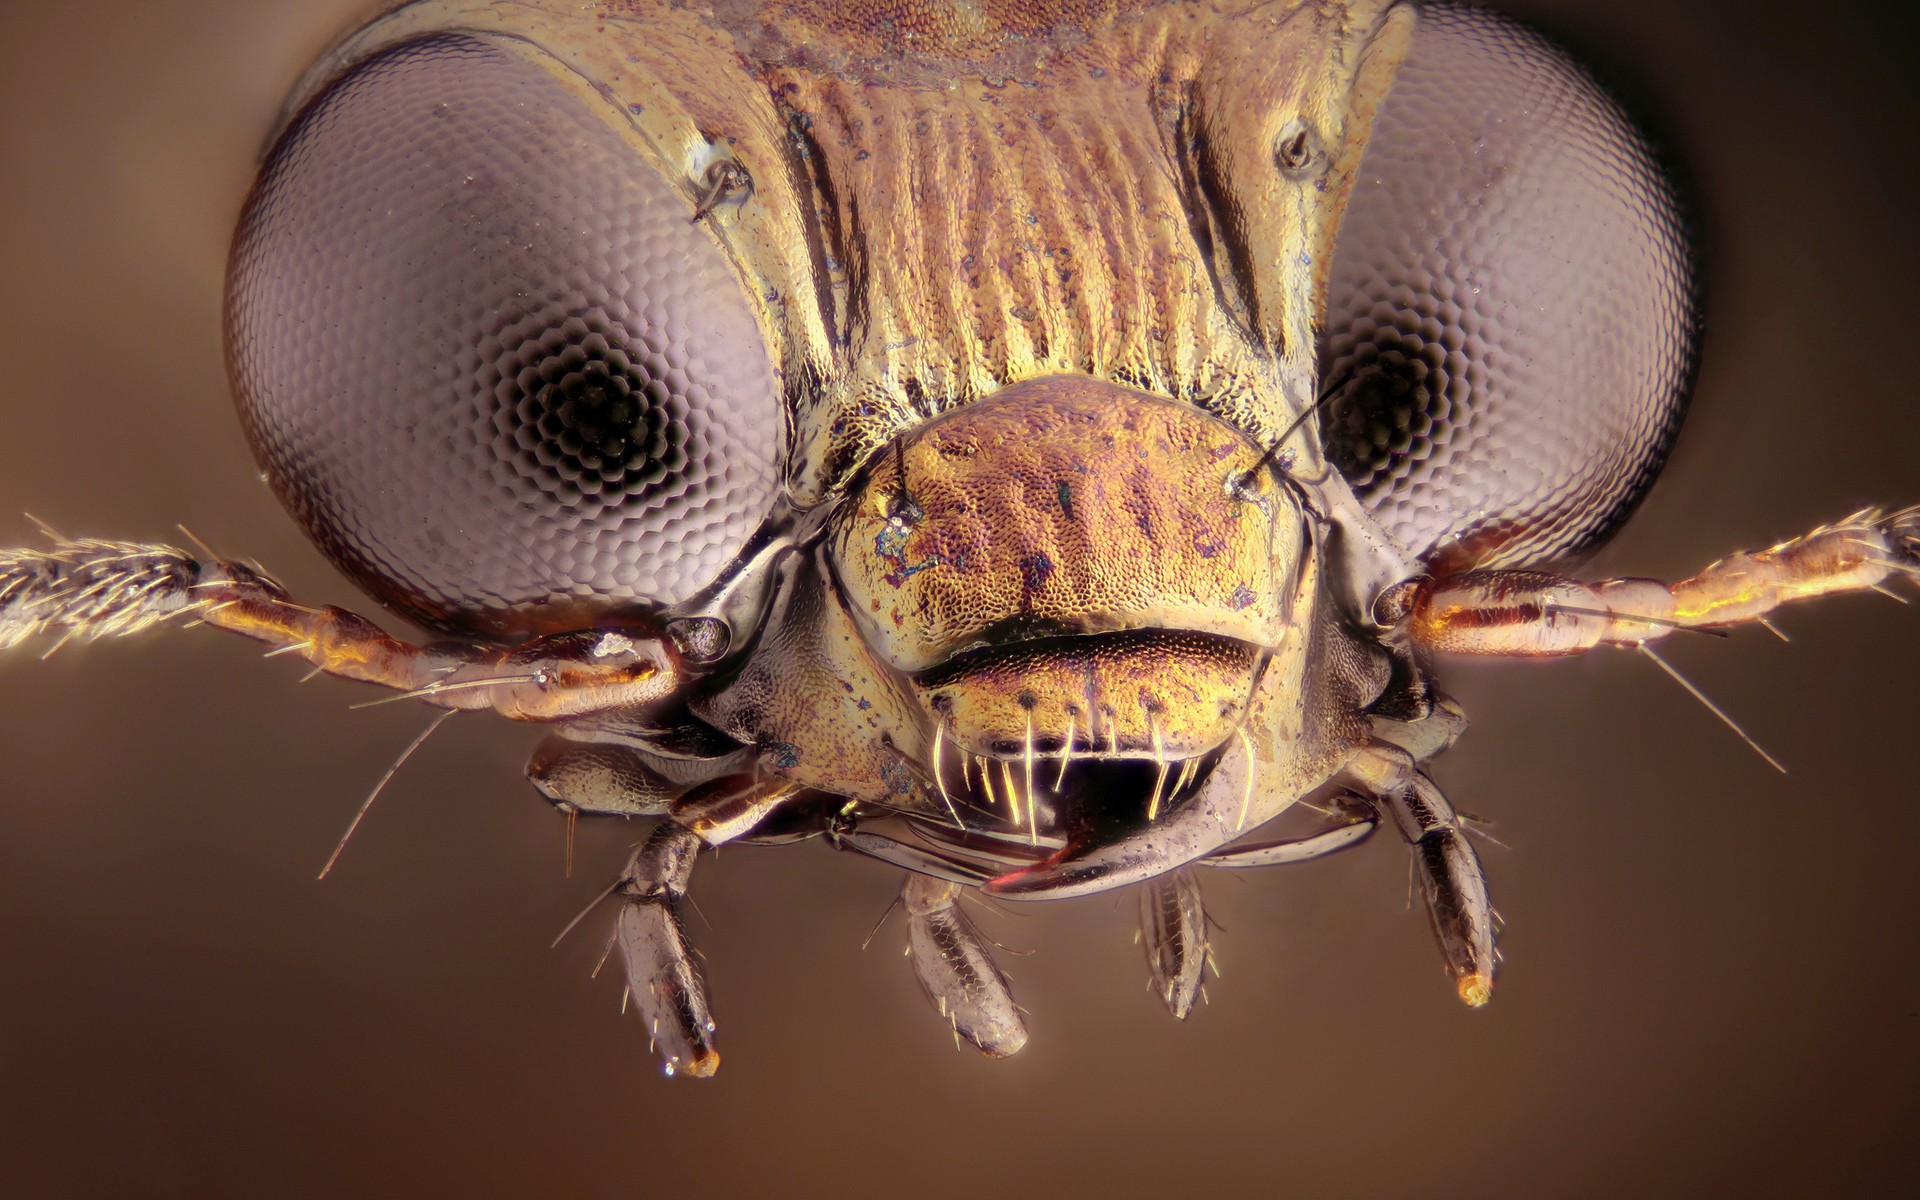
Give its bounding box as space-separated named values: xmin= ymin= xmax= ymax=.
xmin=1320 ymin=3 xmax=1697 ymax=568
xmin=228 ymin=34 xmax=783 ymax=637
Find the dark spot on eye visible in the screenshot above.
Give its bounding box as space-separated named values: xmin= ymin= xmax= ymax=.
xmin=1227 ymin=583 xmax=1257 ymax=611
xmin=768 ymin=742 xmax=801 ymax=769
xmin=512 ymin=341 xmax=685 ymax=509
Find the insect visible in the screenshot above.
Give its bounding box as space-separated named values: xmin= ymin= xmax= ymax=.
xmin=1 ymin=0 xmax=1913 ymax=1083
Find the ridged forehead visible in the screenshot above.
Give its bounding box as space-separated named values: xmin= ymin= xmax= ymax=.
xmin=696 ymin=0 xmax=1179 ymax=86
xmin=294 ymin=0 xmax=1409 ymax=506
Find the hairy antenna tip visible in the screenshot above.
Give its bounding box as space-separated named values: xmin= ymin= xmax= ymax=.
xmin=1457 ymin=972 xmax=1494 ymax=1008
xmin=664 ymin=1048 xmax=721 ymax=1079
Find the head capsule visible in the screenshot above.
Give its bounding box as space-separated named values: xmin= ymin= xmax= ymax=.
xmin=822 ymin=375 xmax=1355 ymax=882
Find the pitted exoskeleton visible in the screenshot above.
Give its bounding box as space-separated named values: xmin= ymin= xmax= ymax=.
xmin=3 ymin=0 xmax=1916 ymax=1077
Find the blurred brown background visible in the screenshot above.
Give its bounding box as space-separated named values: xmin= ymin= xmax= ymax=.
xmin=1 ymin=2 xmax=1916 ymax=1196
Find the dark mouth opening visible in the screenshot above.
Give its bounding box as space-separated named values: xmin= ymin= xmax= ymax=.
xmin=918 ymin=737 xmax=1234 ymax=866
